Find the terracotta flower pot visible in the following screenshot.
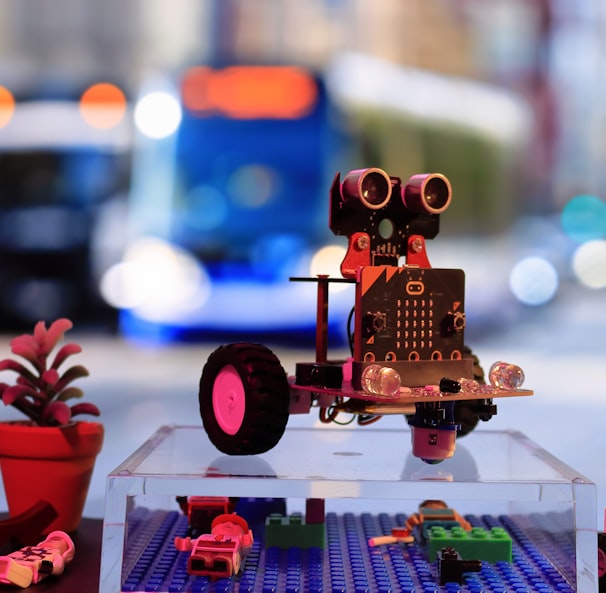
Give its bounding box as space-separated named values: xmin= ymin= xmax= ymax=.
xmin=0 ymin=421 xmax=104 ymax=533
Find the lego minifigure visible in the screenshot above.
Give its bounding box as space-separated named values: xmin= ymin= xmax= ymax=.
xmin=174 ymin=513 xmax=253 ymax=579
xmin=0 ymin=531 xmax=74 ymax=588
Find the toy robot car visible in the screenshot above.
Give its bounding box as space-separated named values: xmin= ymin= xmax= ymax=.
xmin=198 ymin=168 xmax=533 ymax=463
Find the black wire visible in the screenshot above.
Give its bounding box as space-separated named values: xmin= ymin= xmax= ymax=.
xmin=357 ymin=415 xmax=382 ymax=426
xmin=332 ymin=412 xmax=355 ymax=426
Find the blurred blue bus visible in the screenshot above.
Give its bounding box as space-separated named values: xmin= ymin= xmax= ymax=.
xmin=115 ymin=64 xmax=353 ymax=343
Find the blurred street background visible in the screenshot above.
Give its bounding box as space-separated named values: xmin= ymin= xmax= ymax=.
xmin=0 ymin=0 xmax=605 ymax=525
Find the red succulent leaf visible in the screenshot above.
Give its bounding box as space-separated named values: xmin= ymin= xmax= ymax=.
xmin=16 ymin=375 xmax=39 ymax=390
xmin=33 ymin=320 xmax=47 ymax=346
xmin=41 ymin=368 xmax=60 ymax=388
xmin=9 ymin=335 xmax=40 ymax=366
xmin=44 ymin=400 xmax=71 ymax=425
xmin=0 ymin=358 xmax=27 ymax=372
xmin=70 ymin=402 xmax=100 ymax=418
xmin=42 ymin=319 xmax=73 ymax=355
xmin=0 ymin=359 xmax=39 ymax=384
xmin=1 ymin=318 xmax=98 ymax=425
xmin=51 ymin=343 xmax=82 ymax=370
xmin=1 ymin=384 xmax=39 ymax=406
xmin=0 ymin=382 xmax=9 ymax=399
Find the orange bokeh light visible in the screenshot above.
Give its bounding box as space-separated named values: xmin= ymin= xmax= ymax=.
xmin=182 ymin=66 xmax=318 ymax=119
xmin=0 ymin=86 xmax=16 ymax=128
xmin=80 ymin=82 xmax=127 ymax=129
xmin=182 ymin=66 xmax=214 ymax=113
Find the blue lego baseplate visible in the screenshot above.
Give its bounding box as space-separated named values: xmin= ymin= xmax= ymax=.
xmin=121 ymin=508 xmax=577 ymax=593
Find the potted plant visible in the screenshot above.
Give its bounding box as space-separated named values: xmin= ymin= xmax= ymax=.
xmin=0 ymin=318 xmax=103 ymax=533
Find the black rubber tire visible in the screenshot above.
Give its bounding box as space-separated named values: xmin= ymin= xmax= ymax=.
xmin=199 ymin=343 xmax=290 ymax=455
xmin=452 ymin=402 xmax=480 ymax=437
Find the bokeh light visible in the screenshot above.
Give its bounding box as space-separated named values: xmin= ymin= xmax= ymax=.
xmin=181 ymin=65 xmax=318 ymax=119
xmin=561 ymin=194 xmax=606 ymax=243
xmin=79 ymin=82 xmax=127 ymax=129
xmin=100 ymin=237 xmax=210 ymax=317
xmin=572 ymin=239 xmax=606 ymax=289
xmin=509 ymin=256 xmax=559 ymax=305
xmin=250 ymin=234 xmax=308 ymax=281
xmin=100 ymin=262 xmax=141 ymax=309
xmin=310 ymin=245 xmax=347 ymax=277
xmin=134 ymin=91 xmax=182 ymax=139
xmin=185 ymin=185 xmax=228 ymax=232
xmin=0 ymin=86 xmax=15 ymax=128
xmin=309 ymin=245 xmax=351 ymax=294
xmin=227 ymin=165 xmax=279 ymax=208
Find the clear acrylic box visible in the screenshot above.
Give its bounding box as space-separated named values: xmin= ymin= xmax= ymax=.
xmin=99 ymin=425 xmax=598 ymax=593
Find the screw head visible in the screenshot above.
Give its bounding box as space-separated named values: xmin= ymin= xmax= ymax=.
xmin=411 ymin=237 xmax=423 ymax=253
xmin=356 ymin=236 xmax=369 ymax=250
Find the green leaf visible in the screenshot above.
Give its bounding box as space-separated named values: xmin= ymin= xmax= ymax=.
xmin=57 ymin=387 xmax=85 ymax=402
xmin=54 ymin=365 xmax=89 ymax=393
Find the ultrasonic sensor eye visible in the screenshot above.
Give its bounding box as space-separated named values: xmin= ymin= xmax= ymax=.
xmin=360 ymin=171 xmax=390 ymax=207
xmin=341 ymin=168 xmax=392 ymax=210
xmin=403 ymin=173 xmax=452 ymax=214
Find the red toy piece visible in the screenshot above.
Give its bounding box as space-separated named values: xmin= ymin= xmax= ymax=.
xmin=0 ymin=530 xmax=74 ymax=588
xmin=176 ymin=496 xmax=235 ymax=537
xmin=174 ymin=513 xmax=253 ymax=579
xmin=0 ymin=500 xmax=58 ymax=549
xmin=198 ymin=167 xmax=533 ymax=463
xmin=368 ymin=527 xmax=414 ymax=547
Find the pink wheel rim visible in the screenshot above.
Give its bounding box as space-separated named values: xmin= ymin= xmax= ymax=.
xmin=212 ymin=365 xmax=246 ymax=435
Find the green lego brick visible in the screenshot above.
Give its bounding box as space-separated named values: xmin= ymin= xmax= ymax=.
xmin=421 ymin=520 xmax=461 ymax=539
xmin=264 ymin=513 xmax=325 ymax=549
xmin=427 ymin=525 xmax=512 ymax=563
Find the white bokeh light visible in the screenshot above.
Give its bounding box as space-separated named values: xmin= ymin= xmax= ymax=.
xmin=509 ymin=256 xmax=559 ymax=306
xmin=100 ymin=237 xmax=210 ymax=318
xmin=100 ymin=261 xmax=142 ymax=309
xmin=572 ymin=239 xmax=606 ymax=289
xmin=134 ymin=91 xmax=182 ymax=139
xmin=309 ymin=244 xmax=349 ymax=293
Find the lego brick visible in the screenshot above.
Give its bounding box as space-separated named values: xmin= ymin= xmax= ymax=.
xmin=264 ymin=513 xmax=325 ymax=549
xmin=234 ymin=497 xmax=287 ymax=534
xmin=428 ymin=524 xmax=513 ymax=563
xmin=305 ymin=498 xmax=325 ymax=525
